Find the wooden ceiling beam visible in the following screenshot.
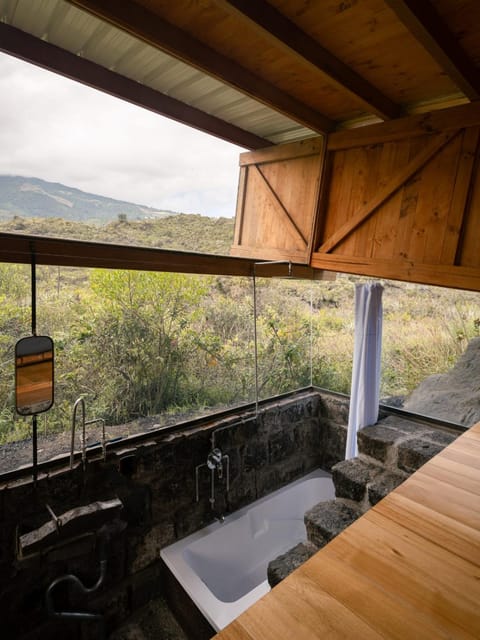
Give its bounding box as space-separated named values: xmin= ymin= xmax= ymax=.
xmin=328 ymin=102 xmax=480 ymax=150
xmin=68 ymin=0 xmax=334 ymax=134
xmin=0 ymin=233 xmax=255 ymax=276
xmin=217 ymin=0 xmax=401 ymax=121
xmin=0 ymin=233 xmax=325 ymax=280
xmin=0 ymin=23 xmax=270 ymax=151
xmin=385 ymin=0 xmax=480 ymax=101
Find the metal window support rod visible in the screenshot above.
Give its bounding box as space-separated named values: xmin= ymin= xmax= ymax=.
xmin=253 ymin=260 xmax=292 ymax=278
xmin=252 ymin=261 xmax=293 ymax=417
xmin=30 ymin=245 xmax=38 ymax=486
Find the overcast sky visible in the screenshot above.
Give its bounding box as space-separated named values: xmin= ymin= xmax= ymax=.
xmin=0 ymin=53 xmax=245 ymax=217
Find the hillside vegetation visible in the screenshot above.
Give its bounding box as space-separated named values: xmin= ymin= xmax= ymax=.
xmin=0 ymin=213 xmax=235 ymax=254
xmin=0 ymin=213 xmax=479 ymax=456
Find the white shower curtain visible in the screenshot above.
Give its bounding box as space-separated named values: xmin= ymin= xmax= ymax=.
xmin=345 ymin=282 xmax=384 ymax=460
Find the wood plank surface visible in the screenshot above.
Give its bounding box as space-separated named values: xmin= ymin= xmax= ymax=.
xmin=457 ymin=148 xmax=480 ymax=268
xmin=231 ymin=141 xmax=324 ymax=263
xmin=318 ymin=131 xmax=458 ymax=253
xmin=440 ymin=127 xmax=480 ymax=264
xmin=309 ymin=252 xmax=480 ymax=291
xmin=215 ymin=422 xmax=480 ymax=640
xmin=252 ymin=165 xmax=308 ymax=246
xmin=239 ymin=138 xmax=323 ymax=167
xmin=327 ymin=102 xmax=480 ymax=150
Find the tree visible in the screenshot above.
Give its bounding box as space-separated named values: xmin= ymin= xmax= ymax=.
xmin=86 ymin=269 xmax=209 ymax=422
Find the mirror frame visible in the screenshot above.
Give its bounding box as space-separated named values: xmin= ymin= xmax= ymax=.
xmin=15 ymin=335 xmax=54 ymax=416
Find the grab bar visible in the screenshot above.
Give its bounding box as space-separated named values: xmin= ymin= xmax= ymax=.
xmin=70 ymin=397 xmax=86 ymax=470
xmin=70 ymin=397 xmax=107 ymax=470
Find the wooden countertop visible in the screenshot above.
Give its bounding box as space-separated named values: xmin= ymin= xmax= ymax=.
xmin=215 ymin=423 xmax=480 ymax=640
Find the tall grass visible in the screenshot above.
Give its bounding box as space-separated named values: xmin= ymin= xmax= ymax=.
xmin=0 ymin=266 xmax=478 ymax=447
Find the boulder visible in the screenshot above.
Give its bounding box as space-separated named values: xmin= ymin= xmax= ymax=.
xmin=402 ymin=338 xmax=480 ymax=426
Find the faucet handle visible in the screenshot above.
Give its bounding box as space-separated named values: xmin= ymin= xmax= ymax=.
xmin=207 ymin=447 xmax=223 ymax=471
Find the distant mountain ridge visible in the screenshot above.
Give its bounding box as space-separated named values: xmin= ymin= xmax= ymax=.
xmin=0 ymin=175 xmax=177 ymax=223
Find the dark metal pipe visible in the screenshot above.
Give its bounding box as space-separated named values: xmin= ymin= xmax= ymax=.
xmin=45 ymin=536 xmax=107 ymax=639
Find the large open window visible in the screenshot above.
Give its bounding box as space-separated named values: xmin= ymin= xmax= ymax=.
xmin=1 ymin=262 xmax=477 ymax=476
xmin=0 ymin=53 xmax=243 ymax=254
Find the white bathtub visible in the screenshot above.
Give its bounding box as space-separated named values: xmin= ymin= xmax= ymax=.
xmin=161 ymin=468 xmax=334 ymax=631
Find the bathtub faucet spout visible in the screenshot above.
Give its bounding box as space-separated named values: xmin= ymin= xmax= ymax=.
xmin=214 ymin=512 xmax=225 ymax=524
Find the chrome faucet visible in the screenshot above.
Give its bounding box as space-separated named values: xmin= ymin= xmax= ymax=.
xmin=207 ymin=447 xmax=224 ymax=479
xmin=195 ymin=438 xmax=230 ymax=513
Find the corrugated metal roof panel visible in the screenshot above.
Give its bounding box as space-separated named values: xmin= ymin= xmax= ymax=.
xmin=0 ymin=0 xmax=316 ymax=144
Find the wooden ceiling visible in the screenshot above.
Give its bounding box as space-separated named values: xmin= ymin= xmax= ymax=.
xmin=1 ymin=0 xmax=479 ymax=148
xmin=0 ymin=0 xmax=479 ymax=286
xmin=68 ymin=0 xmax=480 ymax=138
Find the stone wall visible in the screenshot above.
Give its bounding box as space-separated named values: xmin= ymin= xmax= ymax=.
xmin=317 ymin=393 xmax=349 ymax=470
xmin=0 ymin=390 xmax=349 ymax=640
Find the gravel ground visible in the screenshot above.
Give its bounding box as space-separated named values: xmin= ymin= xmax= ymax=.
xmin=0 ymin=405 xmax=228 ymax=475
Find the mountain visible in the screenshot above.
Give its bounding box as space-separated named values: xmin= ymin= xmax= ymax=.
xmin=0 ymin=175 xmax=176 ymax=223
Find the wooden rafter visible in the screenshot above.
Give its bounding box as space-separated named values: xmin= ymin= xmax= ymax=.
xmin=69 ymin=0 xmax=334 ymax=134
xmin=318 ymin=130 xmax=459 ymax=253
xmin=385 ymin=0 xmax=480 ymax=101
xmin=217 ymin=0 xmax=401 ymax=121
xmin=0 ymin=23 xmax=269 ymax=151
xmin=327 ymin=102 xmax=480 ymax=151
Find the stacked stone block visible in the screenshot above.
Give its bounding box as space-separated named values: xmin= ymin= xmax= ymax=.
xmin=267 ymin=414 xmax=459 ymax=587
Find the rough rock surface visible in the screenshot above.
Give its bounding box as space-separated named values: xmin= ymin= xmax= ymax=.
xmin=332 ymin=458 xmax=381 ymax=502
xmin=267 ymin=541 xmax=318 ymax=588
xmin=397 ymin=437 xmax=446 ymax=473
xmin=305 ymin=499 xmax=361 ymax=547
xmin=402 ymin=337 xmax=480 ymax=426
xmin=367 ymin=469 xmax=408 ymax=505
xmin=357 ymin=423 xmax=400 ymax=462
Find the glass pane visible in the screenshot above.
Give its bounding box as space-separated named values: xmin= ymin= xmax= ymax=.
xmin=0 ymin=266 xmax=256 ymax=474
xmin=0 ymin=53 xmax=241 ymax=255
xmin=311 ymin=276 xmax=355 ymax=394
xmin=253 ymin=278 xmax=306 ymax=400
xmin=381 ymin=281 xmax=480 ymax=425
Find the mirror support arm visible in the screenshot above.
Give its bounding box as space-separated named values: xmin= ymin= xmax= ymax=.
xmin=30 ymin=243 xmax=37 ymax=336
xmin=31 ymin=246 xmax=37 ymax=483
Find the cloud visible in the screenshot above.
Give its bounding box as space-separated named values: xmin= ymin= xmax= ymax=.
xmin=0 ymin=53 xmax=245 ymax=217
